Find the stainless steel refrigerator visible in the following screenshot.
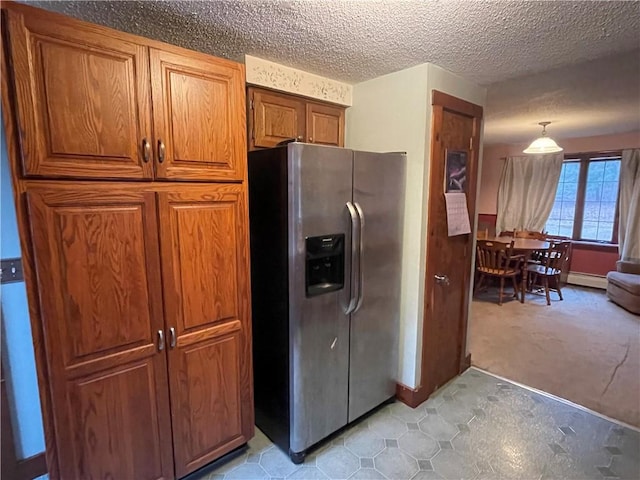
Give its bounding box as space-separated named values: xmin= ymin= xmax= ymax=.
xmin=248 ymin=143 xmax=405 ymax=463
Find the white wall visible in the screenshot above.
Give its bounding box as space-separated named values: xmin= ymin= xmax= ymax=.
xmin=1 ymin=123 xmax=46 ymax=458
xmin=346 ymin=64 xmax=430 ymax=388
xmin=346 ymin=63 xmax=486 ymax=389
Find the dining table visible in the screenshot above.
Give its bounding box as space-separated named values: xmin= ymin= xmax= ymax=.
xmin=481 ymin=236 xmax=551 ymax=302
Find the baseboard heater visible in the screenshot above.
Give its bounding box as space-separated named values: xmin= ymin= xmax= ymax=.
xmin=567 ymin=272 xmax=607 ymax=290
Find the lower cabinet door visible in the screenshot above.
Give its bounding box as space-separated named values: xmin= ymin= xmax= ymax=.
xmin=157 ymin=184 xmax=254 ymax=477
xmin=26 ymin=184 xmax=174 ymax=480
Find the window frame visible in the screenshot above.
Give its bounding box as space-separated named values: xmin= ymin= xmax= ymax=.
xmin=551 ymin=150 xmax=621 ymax=244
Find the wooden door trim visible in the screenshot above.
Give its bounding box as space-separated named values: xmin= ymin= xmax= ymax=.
xmin=396 ymin=382 xmax=429 ymax=408
xmin=418 ymin=90 xmax=483 ymax=397
xmin=432 ymin=90 xmax=483 ymax=118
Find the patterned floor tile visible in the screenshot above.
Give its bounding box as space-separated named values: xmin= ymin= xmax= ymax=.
xmin=417 ymin=414 xmax=459 ymax=441
xmin=347 ymin=469 xmax=386 ymax=479
xmin=190 ymin=368 xmax=640 ymax=480
xmin=430 ymin=449 xmax=479 ymax=479
xmin=260 ymin=448 xmax=299 ymax=477
xmin=374 ymin=447 xmax=419 ymax=479
xmin=316 ymin=446 xmax=360 ymax=479
xmin=397 ymin=430 xmax=439 ymax=460
xmin=344 ymin=427 xmax=385 ymax=457
xmin=285 ymin=467 xmax=328 ymax=479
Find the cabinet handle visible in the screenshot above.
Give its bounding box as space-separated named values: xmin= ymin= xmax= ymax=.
xmin=142 ymin=138 xmax=151 ymax=163
xmin=157 ymin=330 xmax=165 ymax=351
xmin=169 ymin=327 xmax=176 ymax=348
xmin=297 ymin=136 xmax=303 ymax=141
xmin=309 ymin=137 xmax=313 ymax=143
xmin=157 ymin=140 xmax=166 ymax=163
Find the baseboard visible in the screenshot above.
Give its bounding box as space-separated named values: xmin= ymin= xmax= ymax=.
xmin=396 ymin=382 xmax=429 ymax=408
xmin=461 ymin=353 xmax=471 ymax=372
xmin=567 ymin=272 xmax=607 ymax=290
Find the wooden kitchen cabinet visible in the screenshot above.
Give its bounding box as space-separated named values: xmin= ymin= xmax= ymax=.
xmin=26 ymin=185 xmax=174 ymax=480
xmin=248 ymin=87 xmax=345 ymax=150
xmin=4 ymin=5 xmax=245 ymax=182
xmin=158 ymin=186 xmax=253 ymax=477
xmin=1 ymin=3 xmax=253 ymax=480
xmin=249 ymin=88 xmax=306 ymax=149
xmin=23 ymin=183 xmax=254 ymax=479
xmin=4 ymin=9 xmax=154 ymax=180
xmin=306 ymin=101 xmax=345 ymax=147
xmin=150 ymin=49 xmax=246 ymax=181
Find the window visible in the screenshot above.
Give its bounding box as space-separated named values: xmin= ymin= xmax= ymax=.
xmin=545 ymin=152 xmax=621 ymax=243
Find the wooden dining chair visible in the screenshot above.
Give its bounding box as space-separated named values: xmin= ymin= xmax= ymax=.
xmin=526 ymin=241 xmax=571 ymax=305
xmin=474 ymin=240 xmax=525 ymax=305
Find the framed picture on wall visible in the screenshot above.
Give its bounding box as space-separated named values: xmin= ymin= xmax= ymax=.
xmin=445 ymin=150 xmax=468 ymax=193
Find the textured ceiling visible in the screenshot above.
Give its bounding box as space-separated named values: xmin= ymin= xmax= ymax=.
xmin=23 ymin=0 xmax=640 ymax=143
xmin=485 ymin=50 xmax=640 ymax=145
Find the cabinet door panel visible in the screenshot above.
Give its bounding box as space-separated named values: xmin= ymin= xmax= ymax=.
xmin=306 ymin=102 xmax=345 ymax=147
xmin=250 ymin=88 xmax=305 ymax=149
xmin=69 ymin=361 xmax=167 ymax=480
xmin=5 ymin=10 xmax=153 ymax=179
xmin=158 ymin=185 xmax=253 ymax=477
xmin=151 ymin=49 xmax=246 ymax=181
xmin=175 ymin=330 xmax=243 ymax=462
xmin=27 ymin=185 xmax=173 ymax=480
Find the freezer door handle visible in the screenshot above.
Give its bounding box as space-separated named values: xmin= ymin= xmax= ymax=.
xmin=345 ymin=202 xmax=359 ymax=315
xmin=354 ymin=202 xmax=365 ymax=313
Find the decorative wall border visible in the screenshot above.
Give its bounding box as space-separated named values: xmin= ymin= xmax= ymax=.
xmin=244 ymin=55 xmax=353 ymax=106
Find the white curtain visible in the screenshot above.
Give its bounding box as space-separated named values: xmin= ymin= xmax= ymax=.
xmin=495 ymin=153 xmax=563 ymax=234
xmin=619 ymin=148 xmax=640 ymax=262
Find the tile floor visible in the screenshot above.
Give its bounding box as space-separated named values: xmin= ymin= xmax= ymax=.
xmin=190 ymin=368 xmax=640 ymax=480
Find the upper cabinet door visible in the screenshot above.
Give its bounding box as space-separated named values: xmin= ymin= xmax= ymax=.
xmin=26 ymin=184 xmax=174 ymax=480
xmin=249 ymin=88 xmax=305 ymax=150
xmin=4 ymin=9 xmax=154 ymax=179
xmin=157 ymin=185 xmax=253 ymax=477
xmin=150 ymin=49 xmax=246 ymax=181
xmin=306 ymin=102 xmax=345 ymax=147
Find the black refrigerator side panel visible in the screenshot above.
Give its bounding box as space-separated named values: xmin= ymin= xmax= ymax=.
xmin=248 ymin=147 xmax=291 ymax=453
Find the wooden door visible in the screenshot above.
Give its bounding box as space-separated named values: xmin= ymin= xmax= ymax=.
xmin=249 ymin=88 xmax=305 ymax=150
xmin=151 ymin=49 xmax=246 ymax=181
xmin=26 ymin=184 xmax=173 ymax=480
xmin=306 ymin=102 xmax=345 ymax=146
xmin=4 ymin=8 xmax=154 ymax=180
xmin=421 ymin=92 xmax=482 ymax=397
xmin=157 ymin=185 xmax=253 ymax=477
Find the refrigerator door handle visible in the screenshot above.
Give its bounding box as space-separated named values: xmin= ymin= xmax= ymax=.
xmin=354 ymin=202 xmax=365 ymax=313
xmin=345 ymin=201 xmax=359 ymax=315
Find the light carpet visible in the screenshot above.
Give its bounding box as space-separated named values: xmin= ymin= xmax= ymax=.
xmin=469 ymin=285 xmax=640 ymax=428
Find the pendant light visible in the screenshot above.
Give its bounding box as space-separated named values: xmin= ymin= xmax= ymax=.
xmin=523 ymin=121 xmax=563 ymax=154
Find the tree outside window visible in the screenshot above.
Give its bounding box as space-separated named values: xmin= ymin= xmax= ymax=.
xmin=545 ymin=153 xmax=621 ymax=243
